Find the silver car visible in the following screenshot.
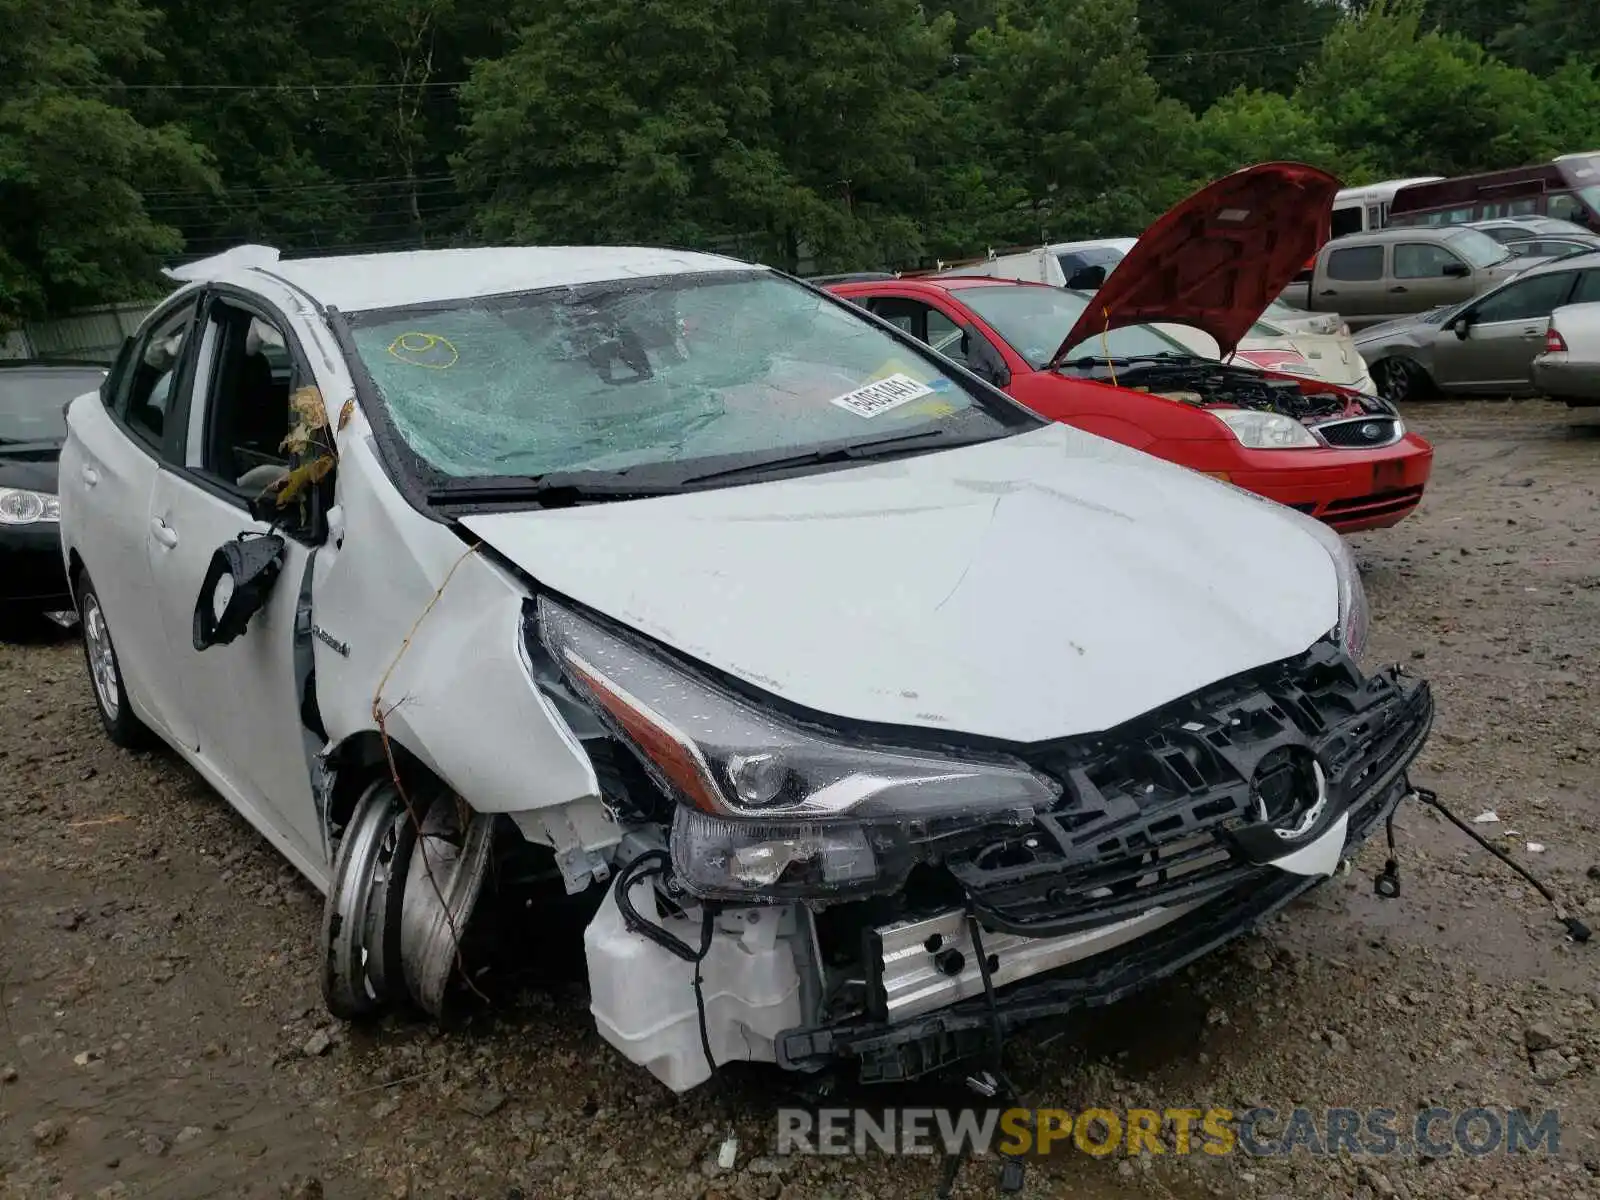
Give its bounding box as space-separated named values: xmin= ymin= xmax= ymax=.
xmin=1532 ymin=301 xmax=1600 ymax=406
xmin=1353 ymin=250 xmax=1600 ymax=401
xmin=1467 ymin=216 xmax=1594 ymax=243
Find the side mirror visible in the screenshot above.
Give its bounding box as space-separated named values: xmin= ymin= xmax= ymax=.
xmin=1442 ymin=261 xmax=1471 ymax=278
xmin=1451 ymin=315 xmax=1473 ymax=340
xmin=192 ymin=532 xmax=287 ymax=651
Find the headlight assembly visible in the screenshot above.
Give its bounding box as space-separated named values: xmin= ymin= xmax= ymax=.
xmin=0 ymin=487 xmax=60 ymax=525
xmin=1211 ymin=408 xmax=1319 ymax=450
xmin=1195 ymin=479 xmax=1370 ymax=662
xmin=1299 ymin=517 xmax=1369 ymax=659
xmin=536 ymin=597 xmax=1060 ymax=900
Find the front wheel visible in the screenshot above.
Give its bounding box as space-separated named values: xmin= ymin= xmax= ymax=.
xmin=1372 ymin=357 xmax=1432 ymax=405
xmin=77 ymin=571 xmax=150 ymax=748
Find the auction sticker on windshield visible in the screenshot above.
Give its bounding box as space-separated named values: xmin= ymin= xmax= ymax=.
xmin=830 ymin=373 xmax=936 ymax=419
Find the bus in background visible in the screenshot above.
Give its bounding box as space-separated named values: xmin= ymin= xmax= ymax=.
xmin=1331 ymin=177 xmax=1445 ymax=237
xmin=1385 ymin=155 xmax=1600 ymax=230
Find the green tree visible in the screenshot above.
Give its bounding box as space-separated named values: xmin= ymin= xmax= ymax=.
xmin=1138 ymin=0 xmax=1339 ymax=113
xmin=1187 ymin=88 xmax=1356 ymax=184
xmin=1296 ymin=0 xmax=1564 ymax=178
xmin=457 ymin=0 xmax=953 ymax=272
xmin=956 ymin=0 xmax=1194 ymax=244
xmin=0 ymin=0 xmax=213 ymax=325
xmin=125 ymin=0 xmax=497 ymax=259
xmin=1495 ymin=0 xmax=1600 ymax=75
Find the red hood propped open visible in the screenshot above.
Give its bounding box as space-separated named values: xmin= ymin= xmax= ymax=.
xmin=1049 ymin=162 xmax=1341 ymax=367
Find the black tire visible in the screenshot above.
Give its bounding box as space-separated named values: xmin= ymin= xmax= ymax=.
xmin=1372 ymin=357 xmax=1432 ymax=405
xmin=76 ymin=571 xmax=150 ymax=748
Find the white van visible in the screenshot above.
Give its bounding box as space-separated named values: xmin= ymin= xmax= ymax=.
xmin=937 ymin=238 xmax=1138 ymax=289
xmin=1330 ymin=178 xmax=1445 ymax=238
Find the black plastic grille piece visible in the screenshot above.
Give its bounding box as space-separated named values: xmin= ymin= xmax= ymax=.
xmin=947 ymin=642 xmax=1433 ymax=933
xmin=1316 ymin=416 xmax=1403 ymax=448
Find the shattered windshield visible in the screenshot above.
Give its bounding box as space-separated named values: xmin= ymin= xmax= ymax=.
xmin=957 ymin=285 xmax=1190 ymax=367
xmin=346 ymin=271 xmax=1026 ymax=481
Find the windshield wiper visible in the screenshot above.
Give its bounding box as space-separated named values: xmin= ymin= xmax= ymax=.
xmin=676 ymin=427 xmax=997 ymax=487
xmin=426 ymin=470 xmax=689 ymax=508
xmin=426 ymin=428 xmax=1000 ymax=507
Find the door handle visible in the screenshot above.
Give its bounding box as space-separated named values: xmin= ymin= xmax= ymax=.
xmin=149 ymin=517 xmax=179 ymax=548
xmin=80 ymin=465 xmax=98 ymax=487
xmin=1388 ymin=286 xmax=1408 ymax=293
xmin=1318 ymin=289 xmax=1338 ymax=296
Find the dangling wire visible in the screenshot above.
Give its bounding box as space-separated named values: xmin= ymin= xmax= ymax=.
xmin=1413 ymin=787 xmax=1590 ymax=943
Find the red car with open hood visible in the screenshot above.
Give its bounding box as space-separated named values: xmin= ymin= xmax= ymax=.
xmin=828 ymin=163 xmax=1433 ymax=533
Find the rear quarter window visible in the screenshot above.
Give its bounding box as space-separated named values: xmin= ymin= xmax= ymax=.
xmin=1326 ymin=246 xmax=1385 ymax=282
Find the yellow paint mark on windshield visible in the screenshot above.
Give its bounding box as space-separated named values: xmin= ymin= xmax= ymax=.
xmin=870 ymin=357 xmax=927 ymax=383
xmin=387 ymin=331 xmax=459 ymax=369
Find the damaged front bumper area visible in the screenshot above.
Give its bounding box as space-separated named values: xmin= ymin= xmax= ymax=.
xmin=776 ymin=644 xmax=1432 ymax=1084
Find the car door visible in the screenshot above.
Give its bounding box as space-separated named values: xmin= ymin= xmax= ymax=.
xmin=60 ymin=297 xmax=202 ymax=749
xmin=1432 ymin=270 xmax=1579 ymax=392
xmin=142 ymin=288 xmax=333 ymax=873
xmin=1390 ymin=240 xmax=1476 ymax=312
xmin=1317 ymin=243 xmax=1387 ymax=326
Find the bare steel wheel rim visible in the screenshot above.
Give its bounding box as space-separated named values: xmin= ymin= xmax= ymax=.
xmin=322 ymin=782 xmax=412 ymax=1015
xmin=400 ymin=792 xmax=494 ymax=1017
xmin=82 ymin=593 xmax=120 ymax=720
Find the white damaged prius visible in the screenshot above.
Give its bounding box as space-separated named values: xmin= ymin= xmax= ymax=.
xmin=57 ymin=244 xmax=1432 ymax=1092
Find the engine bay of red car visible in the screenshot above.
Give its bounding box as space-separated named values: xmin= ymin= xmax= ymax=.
xmin=1069 ymin=358 xmax=1391 ymax=423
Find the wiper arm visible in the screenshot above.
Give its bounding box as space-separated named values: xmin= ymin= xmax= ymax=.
xmin=427 ymin=429 xmax=999 ymax=506
xmin=677 ymin=427 xmax=993 ymax=487
xmin=426 ymin=470 xmax=687 ymax=508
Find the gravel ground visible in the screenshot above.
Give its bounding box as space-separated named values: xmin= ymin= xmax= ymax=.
xmin=2 ymin=398 xmax=1599 ymax=1200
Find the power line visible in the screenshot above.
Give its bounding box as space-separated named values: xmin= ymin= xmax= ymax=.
xmin=32 ymin=79 xmax=470 ymax=94
xmin=140 ymin=172 xmax=461 ymax=201
xmin=1145 ymin=37 xmax=1327 ymax=61
xmin=144 ymin=179 xmax=469 ymax=218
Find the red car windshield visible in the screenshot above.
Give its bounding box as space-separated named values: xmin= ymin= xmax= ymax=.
xmin=957 ymin=287 xmax=1189 ymax=368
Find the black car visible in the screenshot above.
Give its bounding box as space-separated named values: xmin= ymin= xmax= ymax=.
xmin=1 ymin=359 xmax=108 ymax=617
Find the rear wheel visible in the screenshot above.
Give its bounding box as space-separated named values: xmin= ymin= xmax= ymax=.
xmin=1372 ymin=357 xmax=1432 ymax=405
xmin=77 ymin=572 xmax=150 ymax=748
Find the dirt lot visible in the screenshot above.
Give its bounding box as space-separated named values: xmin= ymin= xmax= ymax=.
xmin=2 ymin=398 xmax=1599 ymax=1200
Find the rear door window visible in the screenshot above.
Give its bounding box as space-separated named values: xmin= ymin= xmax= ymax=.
xmin=1471 ymin=273 xmax=1577 ymax=324
xmin=1568 ymin=271 xmax=1600 ymax=304
xmin=1326 ymin=246 xmax=1384 ymax=281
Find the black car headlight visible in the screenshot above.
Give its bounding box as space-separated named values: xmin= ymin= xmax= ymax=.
xmin=537 ymin=597 xmax=1060 ymax=901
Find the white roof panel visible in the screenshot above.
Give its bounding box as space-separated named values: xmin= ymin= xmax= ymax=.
xmin=194 ymin=245 xmax=762 ymax=313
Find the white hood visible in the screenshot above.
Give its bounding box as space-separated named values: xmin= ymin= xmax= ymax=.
xmin=461 ymin=423 xmax=1338 ymax=744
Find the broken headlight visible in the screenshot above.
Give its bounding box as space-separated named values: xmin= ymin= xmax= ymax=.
xmin=537 ymin=597 xmax=1059 ymax=900
xmin=1300 ymin=515 xmax=1369 ymax=659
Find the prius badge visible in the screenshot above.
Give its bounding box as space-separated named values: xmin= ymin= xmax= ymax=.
xmin=312 ymin=625 xmax=351 ymax=657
